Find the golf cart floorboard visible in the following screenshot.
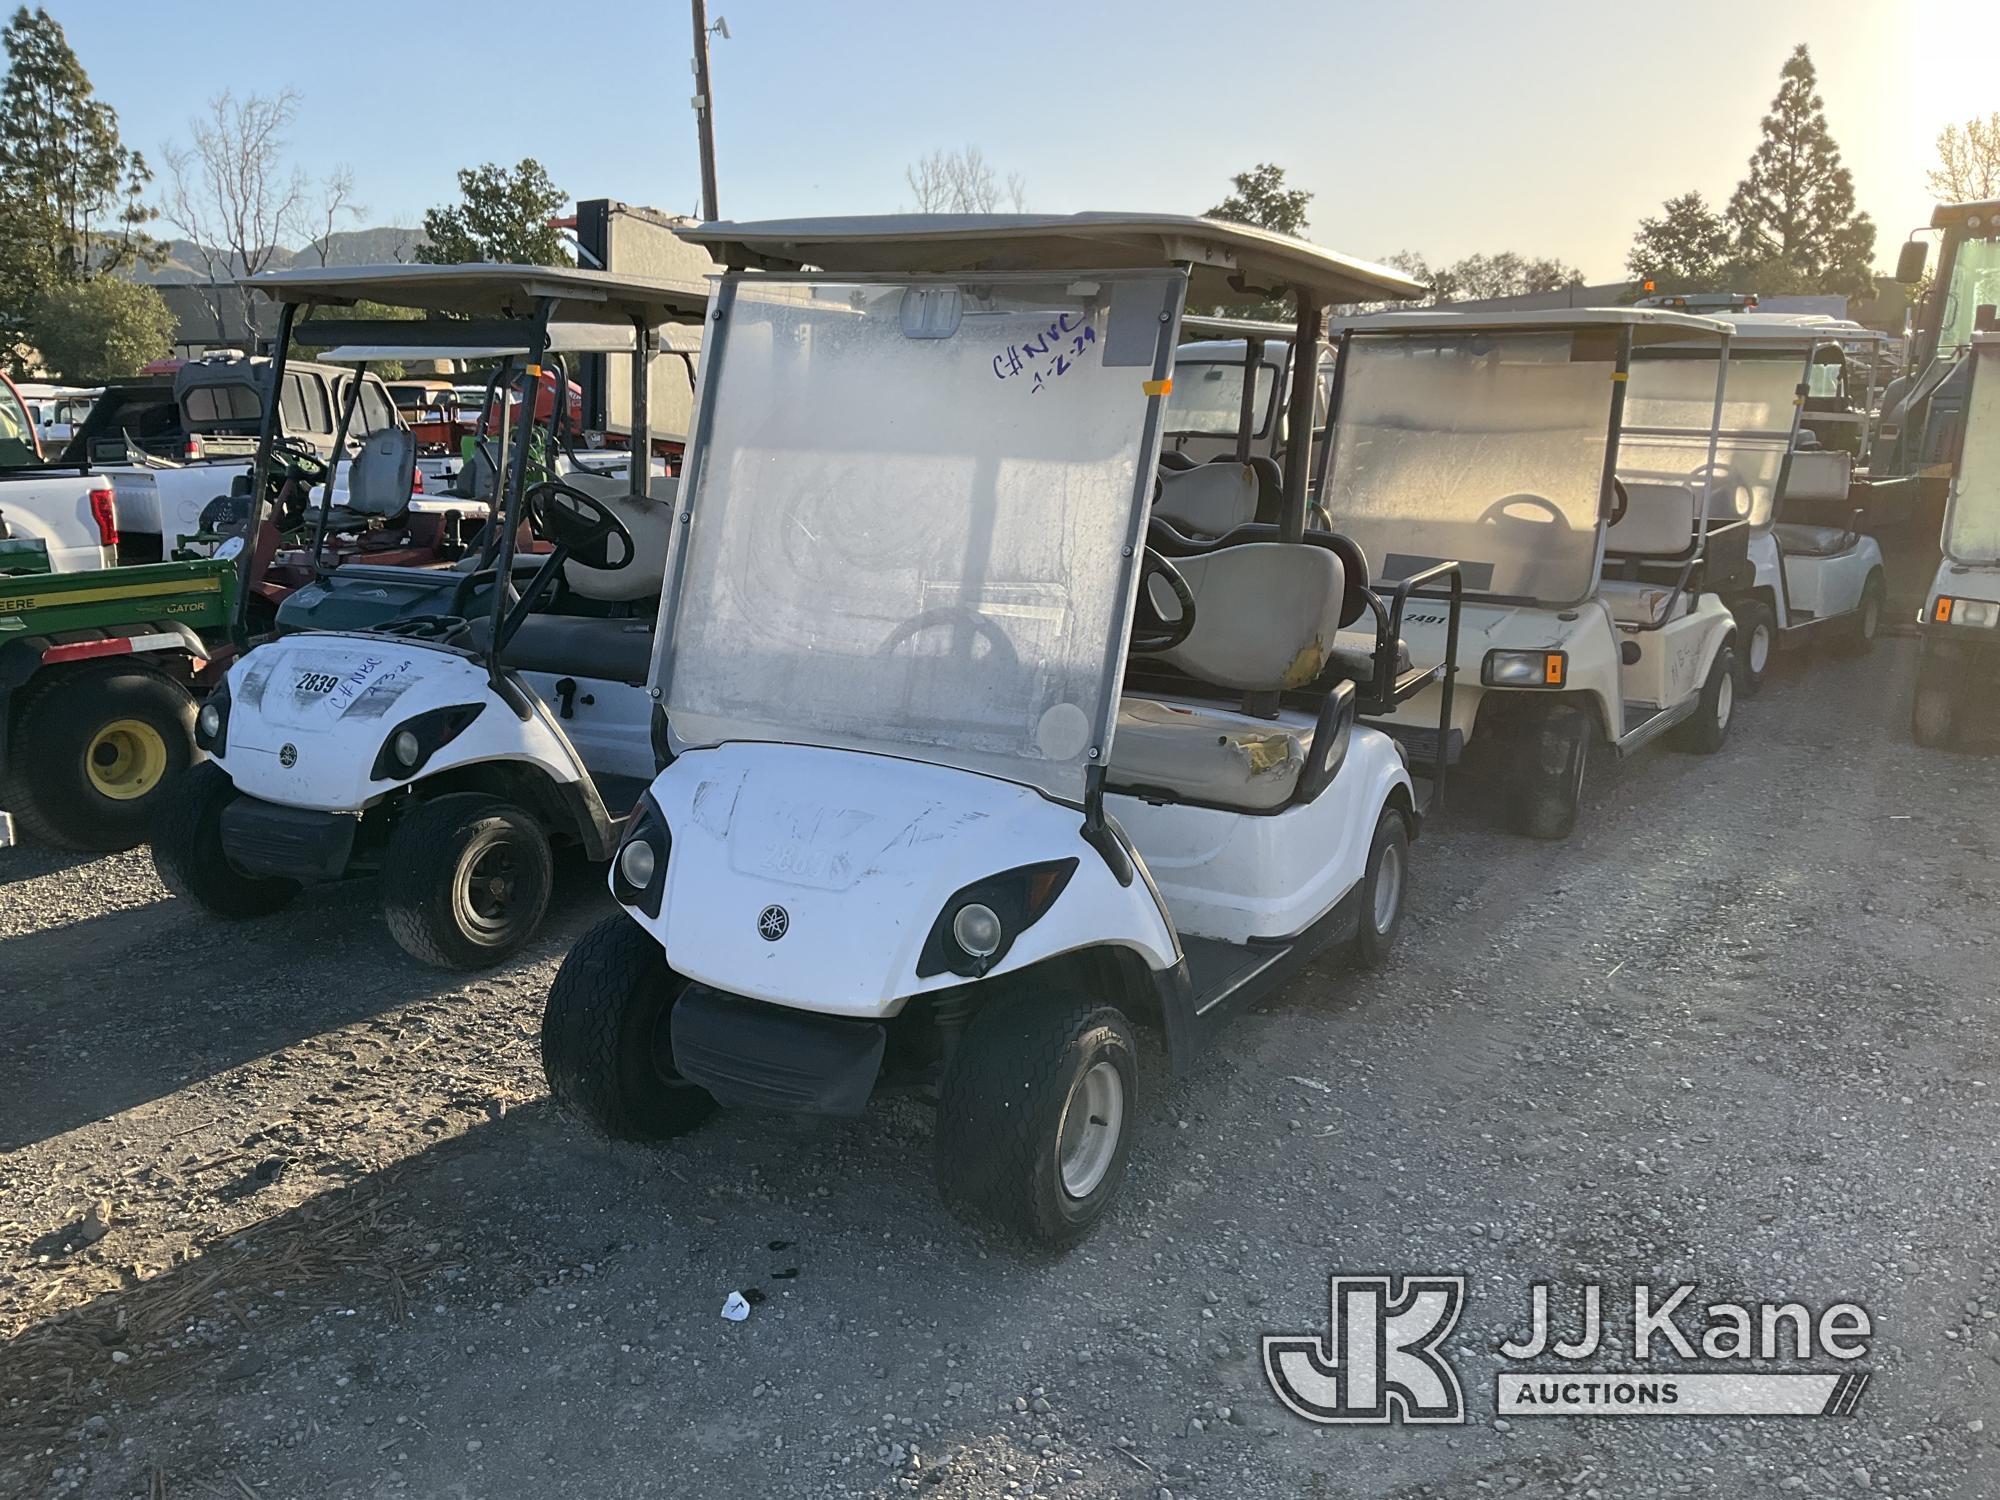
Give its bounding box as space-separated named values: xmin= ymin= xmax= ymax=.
xmin=1180 ymin=885 xmax=1362 ymax=1032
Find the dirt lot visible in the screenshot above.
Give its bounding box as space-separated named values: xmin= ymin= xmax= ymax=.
xmin=2 ymin=633 xmax=1996 ymax=1500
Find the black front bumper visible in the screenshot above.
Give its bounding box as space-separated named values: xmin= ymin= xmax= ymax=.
xmin=220 ymin=797 xmax=358 ymax=881
xmin=670 ymin=987 xmax=885 ymax=1116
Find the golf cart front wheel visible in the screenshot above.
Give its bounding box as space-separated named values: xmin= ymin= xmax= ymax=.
xmin=0 ymin=664 xmax=195 ymax=850
xmin=382 ymin=793 xmax=553 ymax=968
xmin=1509 ymin=706 xmax=1589 ymax=841
xmin=1838 ymin=572 xmax=1886 ymax=657
xmin=151 ymin=761 xmax=301 ymax=917
xmin=1732 ymin=599 xmax=1776 ymax=696
xmin=1672 ymin=645 xmax=1737 ymax=755
xmin=937 ymin=990 xmax=1138 ymax=1250
xmin=541 ymin=914 xmax=715 ymax=1140
xmin=1351 ymin=805 xmax=1410 ymax=970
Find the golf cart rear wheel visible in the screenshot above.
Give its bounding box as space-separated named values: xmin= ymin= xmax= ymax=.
xmin=1508 ymin=706 xmax=1588 ymax=841
xmin=1732 ymin=599 xmax=1776 ymax=696
xmin=151 ymin=761 xmax=301 ymax=917
xmin=381 ymin=793 xmax=553 ymax=969
xmin=1351 ymin=806 xmax=1410 ymax=971
xmin=540 ymin=914 xmax=715 ymax=1141
xmin=1 ymin=664 xmax=195 ymax=850
xmin=936 ymin=989 xmax=1137 ymax=1250
xmin=1672 ymin=645 xmax=1737 ymax=755
xmin=1837 ymin=572 xmax=1886 ymax=657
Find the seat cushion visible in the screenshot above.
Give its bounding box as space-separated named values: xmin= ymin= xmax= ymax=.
xmin=467 ymin=615 xmax=655 ymax=683
xmin=1107 ymin=696 xmax=1309 ymax=811
xmin=1154 ymin=462 xmax=1260 ymax=537
xmin=1327 ymin=635 xmax=1410 ymax=683
xmin=1772 ymin=521 xmax=1852 ymax=557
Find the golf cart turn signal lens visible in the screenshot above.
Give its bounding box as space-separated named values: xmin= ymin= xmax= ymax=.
xmin=618 ymin=838 xmax=656 ymax=889
xmin=952 ymin=902 xmax=1004 ymax=959
xmin=1481 ymin=649 xmax=1568 ymax=688
xmin=1936 ymin=596 xmax=1954 ymax=622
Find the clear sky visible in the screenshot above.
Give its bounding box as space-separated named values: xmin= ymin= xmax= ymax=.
xmin=46 ymin=0 xmax=1995 ymax=280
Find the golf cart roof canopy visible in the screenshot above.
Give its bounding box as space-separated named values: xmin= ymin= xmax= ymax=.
xmin=312 ymin=322 xmax=703 ymax=365
xmin=1337 ymin=306 xmax=1729 ymax=345
xmin=1706 ymin=312 xmax=1886 ymax=349
xmin=678 ymin=213 xmax=1424 ymax=309
xmin=241 ymin=263 xmax=710 ymax=327
xmin=1178 ymin=314 xmax=1298 ymax=341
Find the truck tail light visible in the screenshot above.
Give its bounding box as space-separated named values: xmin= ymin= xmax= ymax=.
xmin=411 ymin=467 xmax=424 ymax=494
xmin=88 ymin=485 xmax=118 ymax=546
xmin=184 ymin=435 xmax=205 ymax=460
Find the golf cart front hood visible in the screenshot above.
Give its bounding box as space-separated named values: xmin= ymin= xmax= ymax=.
xmin=218 ymin=634 xmax=523 ymax=812
xmin=1341 ymin=599 xmax=1605 ymax=732
xmin=636 ymin=742 xmax=1176 ymax=1018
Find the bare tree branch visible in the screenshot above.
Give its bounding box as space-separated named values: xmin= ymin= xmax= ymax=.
xmin=903 ymin=146 xmax=1026 ymax=213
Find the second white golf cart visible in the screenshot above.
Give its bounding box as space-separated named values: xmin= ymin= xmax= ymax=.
xmin=152 ymin=263 xmax=707 ymax=967
xmin=1320 ymin=310 xmax=1745 ymax=838
xmin=1679 ymin=315 xmax=1888 ymax=691
xmin=538 ymin=213 xmax=1461 ymax=1247
xmin=1912 ymin=331 xmax=2000 ymax=746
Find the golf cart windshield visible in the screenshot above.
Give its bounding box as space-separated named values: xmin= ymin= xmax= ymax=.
xmin=656 ymin=270 xmax=1178 ymax=802
xmin=1623 ymin=346 xmax=1796 ymax=529
xmin=1166 ymin=358 xmax=1279 ymax=436
xmin=1944 ymin=344 xmax=2000 ymax=564
xmin=1325 ymin=329 xmax=1617 ymax=604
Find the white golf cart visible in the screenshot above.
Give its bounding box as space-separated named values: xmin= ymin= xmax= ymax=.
xmin=1912 ymin=331 xmax=2000 ymax=746
xmin=1670 ymin=316 xmax=1887 ymax=691
xmin=151 ymin=263 xmax=707 ymax=968
xmin=1321 ymin=309 xmax=1744 ymax=839
xmin=538 ymin=213 xmax=1461 ymax=1248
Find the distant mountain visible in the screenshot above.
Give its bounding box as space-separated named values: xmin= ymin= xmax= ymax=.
xmin=131 ymin=225 xmax=428 ymax=283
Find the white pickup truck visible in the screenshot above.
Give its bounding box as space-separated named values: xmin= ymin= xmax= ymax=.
xmin=0 ymin=355 xmax=402 ymax=573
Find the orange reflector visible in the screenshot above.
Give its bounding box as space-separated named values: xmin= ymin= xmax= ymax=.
xmin=525 ymin=364 xmax=543 ymax=378
xmin=1546 ymin=654 xmax=1565 ymax=685
xmin=1610 ymin=371 xmax=1628 ymax=383
xmin=1142 ymin=378 xmax=1173 ymax=396
xmin=1937 ymin=596 xmax=1955 ymax=622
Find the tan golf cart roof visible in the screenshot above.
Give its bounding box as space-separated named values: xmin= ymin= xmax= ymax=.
xmin=241 ymin=262 xmax=710 ymax=326
xmin=312 ymin=323 xmax=703 ymax=364
xmin=1708 ymin=312 xmax=1887 ymax=347
xmin=677 ymin=213 xmax=1424 ymax=309
xmin=1336 ymin=306 xmax=1730 ymax=344
xmin=1178 ymin=313 xmax=1299 ymax=341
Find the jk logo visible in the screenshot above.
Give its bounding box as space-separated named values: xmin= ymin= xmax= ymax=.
xmin=1263 ymin=1275 xmax=1467 ymax=1424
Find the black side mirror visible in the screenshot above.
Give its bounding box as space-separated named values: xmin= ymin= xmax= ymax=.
xmin=1896 ymin=240 xmax=1929 ymax=285
xmin=1977 ymin=304 xmax=1999 ymax=334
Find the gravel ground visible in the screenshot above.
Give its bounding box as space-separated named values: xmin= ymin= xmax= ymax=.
xmin=2 ymin=633 xmax=1996 ymax=1500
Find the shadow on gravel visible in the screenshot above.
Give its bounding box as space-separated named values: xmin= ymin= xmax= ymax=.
xmin=0 ymin=842 xmax=101 ymax=888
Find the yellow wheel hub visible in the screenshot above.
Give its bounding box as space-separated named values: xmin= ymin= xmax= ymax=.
xmin=86 ymin=718 xmax=169 ymax=801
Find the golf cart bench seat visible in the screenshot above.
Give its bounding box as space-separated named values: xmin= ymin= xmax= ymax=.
xmin=1773 ymin=521 xmax=1855 ymax=557
xmin=466 ymin=614 xmax=655 ymax=683
xmin=1108 ymin=538 xmax=1348 ymax=812
xmin=1152 ymin=458 xmax=1282 ymax=536
xmin=553 ymin=472 xmax=679 ymax=602
xmin=1111 ymin=696 xmax=1312 ymax=810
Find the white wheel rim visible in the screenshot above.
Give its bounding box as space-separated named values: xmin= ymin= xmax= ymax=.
xmin=1372 ymin=841 xmax=1403 ymax=933
xmin=1750 ymin=624 xmax=1771 ymax=675
xmin=1057 ymin=1060 xmax=1124 ymax=1200
xmin=1715 ymin=668 xmax=1734 ymax=730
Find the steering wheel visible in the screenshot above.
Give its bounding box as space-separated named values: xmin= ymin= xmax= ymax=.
xmin=1606 ymin=477 xmax=1630 ymax=527
xmin=1478 ymin=493 xmax=1574 ymax=532
xmin=877 ymin=606 xmax=1020 ymax=671
xmin=272 ymin=435 xmax=330 ymax=488
xmin=525 ymin=480 xmax=634 ymax=571
xmin=1130 ymin=548 xmax=1197 ymax=655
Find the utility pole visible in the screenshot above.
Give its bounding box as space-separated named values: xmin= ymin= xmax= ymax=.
xmin=690 ymin=0 xmax=722 ymax=222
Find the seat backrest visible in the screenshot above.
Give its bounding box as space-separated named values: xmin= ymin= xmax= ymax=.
xmin=1606 ymin=480 xmax=1697 ymax=557
xmin=1155 ymin=461 xmax=1259 ymax=537
xmin=346 ymin=427 xmax=417 ymax=517
xmin=1784 ymin=447 xmax=1851 ymax=501
xmin=555 ymin=470 xmax=678 ymax=601
xmin=453 ymin=442 xmax=499 ymax=500
xmin=1157 ymin=541 xmax=1344 ymax=691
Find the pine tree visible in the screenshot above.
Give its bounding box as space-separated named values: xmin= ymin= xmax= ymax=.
xmin=0 ymin=6 xmax=153 ymax=285
xmin=1724 ymin=44 xmax=1875 ymax=297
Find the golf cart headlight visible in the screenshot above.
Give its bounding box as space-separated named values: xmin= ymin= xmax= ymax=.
xmin=952 ymin=902 xmax=1004 ymax=959
xmin=1938 ymin=596 xmax=2000 ymax=628
xmin=370 ymin=703 xmax=485 ymax=781
xmin=1482 ymin=649 xmax=1567 ymax=687
xmin=618 ymin=838 xmax=656 ymax=889
xmin=195 ymin=683 xmax=230 ymax=754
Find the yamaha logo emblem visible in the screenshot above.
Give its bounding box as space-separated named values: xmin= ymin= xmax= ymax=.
xmin=757 ymin=905 xmax=790 ymax=942
xmin=278 ymin=743 xmax=298 ymax=768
